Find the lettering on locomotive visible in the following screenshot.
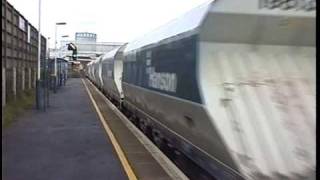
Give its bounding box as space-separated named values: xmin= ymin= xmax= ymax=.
xmin=148 ymin=72 xmax=177 ymax=93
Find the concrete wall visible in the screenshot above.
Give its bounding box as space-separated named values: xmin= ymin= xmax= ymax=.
xmin=2 ymin=0 xmax=46 ymax=107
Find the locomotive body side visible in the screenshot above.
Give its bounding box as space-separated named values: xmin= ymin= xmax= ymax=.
xmin=122 ymin=33 xmax=242 ymax=178
xmin=90 ymin=60 xmax=98 ymax=85
xmin=121 ymin=2 xmax=243 ymax=178
xmin=100 ymin=45 xmax=126 ymax=105
xmin=96 ymin=57 xmax=104 ymax=89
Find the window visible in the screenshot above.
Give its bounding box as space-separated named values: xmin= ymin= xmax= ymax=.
xmin=6 ymin=9 xmax=12 ymax=21
xmin=18 ymin=16 xmax=25 ymax=31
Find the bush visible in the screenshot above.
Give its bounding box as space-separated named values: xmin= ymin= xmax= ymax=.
xmin=3 ymin=89 xmax=35 ymax=128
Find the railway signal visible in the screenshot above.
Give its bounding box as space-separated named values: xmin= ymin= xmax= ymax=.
xmin=67 ymin=43 xmax=78 ymax=60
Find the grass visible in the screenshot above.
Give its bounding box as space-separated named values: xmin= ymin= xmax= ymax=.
xmin=3 ymin=89 xmax=35 ymax=128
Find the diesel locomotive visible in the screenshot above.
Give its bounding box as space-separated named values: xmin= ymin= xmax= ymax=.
xmin=86 ymin=0 xmax=316 ymax=179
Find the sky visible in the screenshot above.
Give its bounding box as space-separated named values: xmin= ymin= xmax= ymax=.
xmin=8 ymin=0 xmax=210 ymax=47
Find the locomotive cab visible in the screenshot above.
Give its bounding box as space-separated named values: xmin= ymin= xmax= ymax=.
xmin=197 ymin=0 xmax=315 ymax=179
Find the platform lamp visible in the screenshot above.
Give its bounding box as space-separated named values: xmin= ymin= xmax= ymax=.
xmin=45 ymin=36 xmax=51 ymax=108
xmin=47 ymin=37 xmax=50 ymax=58
xmin=53 ymin=22 xmax=67 ymax=93
xmin=59 ymin=35 xmax=69 ymax=58
xmin=58 ymin=35 xmax=69 ymax=86
xmin=36 ymin=0 xmax=42 ymax=110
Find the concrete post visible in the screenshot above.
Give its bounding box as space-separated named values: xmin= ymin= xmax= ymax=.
xmin=22 ymin=68 xmax=25 ymax=91
xmin=33 ymin=69 xmax=37 ymax=88
xmin=13 ymin=67 xmax=17 ymax=100
xmin=2 ymin=67 xmax=6 ymax=107
xmin=28 ymin=68 xmax=32 ymax=89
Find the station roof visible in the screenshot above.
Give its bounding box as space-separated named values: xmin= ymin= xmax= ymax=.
xmin=47 ymin=58 xmax=69 ymax=63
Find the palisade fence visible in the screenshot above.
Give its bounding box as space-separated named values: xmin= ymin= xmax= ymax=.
xmin=2 ymin=0 xmax=47 ymax=108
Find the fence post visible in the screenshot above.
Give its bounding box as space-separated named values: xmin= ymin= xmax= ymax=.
xmin=22 ymin=67 xmax=25 ymax=91
xmin=12 ymin=67 xmax=16 ymax=100
xmin=28 ymin=68 xmax=32 ymax=89
xmin=33 ymin=69 xmax=37 ymax=88
xmin=2 ymin=67 xmax=6 ymax=107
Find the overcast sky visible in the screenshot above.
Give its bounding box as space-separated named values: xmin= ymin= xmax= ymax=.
xmin=8 ymin=0 xmax=210 ymax=47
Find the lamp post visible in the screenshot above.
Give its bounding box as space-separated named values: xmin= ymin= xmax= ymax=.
xmin=47 ymin=37 xmax=50 ymax=59
xmin=36 ymin=0 xmax=42 ymax=109
xmin=53 ymin=22 xmax=66 ymax=93
xmin=46 ymin=37 xmax=50 ymax=108
xmin=59 ymin=35 xmax=69 ymax=58
xmin=58 ymin=35 xmax=69 ymax=86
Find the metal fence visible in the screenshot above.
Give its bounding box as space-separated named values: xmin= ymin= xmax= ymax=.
xmin=2 ymin=0 xmax=47 ymax=107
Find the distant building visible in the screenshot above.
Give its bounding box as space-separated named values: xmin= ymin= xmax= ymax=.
xmin=75 ymin=41 xmax=125 ymax=55
xmin=75 ymin=32 xmax=97 ymax=43
xmin=59 ymin=32 xmax=125 ymax=55
xmin=51 ymin=32 xmax=125 ymax=70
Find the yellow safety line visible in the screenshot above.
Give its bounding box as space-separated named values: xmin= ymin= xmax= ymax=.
xmin=81 ymin=79 xmax=137 ymax=180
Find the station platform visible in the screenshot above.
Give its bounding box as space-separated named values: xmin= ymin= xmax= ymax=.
xmin=2 ymin=78 xmax=184 ymax=180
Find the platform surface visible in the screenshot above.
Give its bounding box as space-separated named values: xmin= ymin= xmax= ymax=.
xmin=2 ymin=78 xmax=128 ymax=180
xmin=84 ymin=78 xmax=173 ymax=180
